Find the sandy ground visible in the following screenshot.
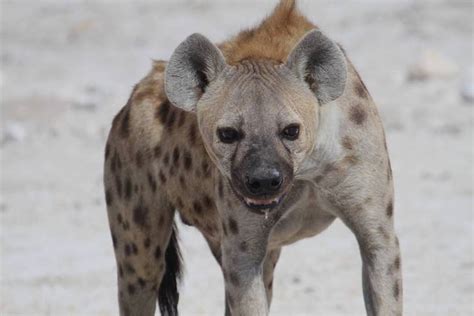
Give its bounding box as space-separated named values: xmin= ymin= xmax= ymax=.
xmin=1 ymin=0 xmax=473 ymax=315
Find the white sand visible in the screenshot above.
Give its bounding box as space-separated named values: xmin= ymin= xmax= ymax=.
xmin=1 ymin=1 xmax=473 ymax=315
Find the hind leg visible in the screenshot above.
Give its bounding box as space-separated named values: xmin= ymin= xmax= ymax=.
xmin=106 ymin=170 xmax=175 ymax=316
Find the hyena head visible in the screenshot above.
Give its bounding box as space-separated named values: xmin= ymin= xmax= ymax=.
xmin=165 ymin=30 xmax=347 ymax=212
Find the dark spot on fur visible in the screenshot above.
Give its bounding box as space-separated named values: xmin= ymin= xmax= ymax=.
xmin=323 ymin=163 xmax=337 ymax=175
xmin=156 ymin=101 xmax=170 ymax=125
xmin=177 ymin=111 xmax=186 ymax=127
xmin=143 ymin=238 xmax=151 ymax=249
xmin=117 ymin=213 xmax=123 ymax=224
xmin=124 ymin=178 xmax=132 ymax=200
xmin=394 ymin=280 xmax=401 ymax=300
xmin=163 ymin=152 xmax=170 ymax=166
xmin=154 ymin=245 xmax=162 ymax=259
xmin=343 ymin=154 xmax=358 ymax=165
xmin=183 ymin=150 xmax=192 ymax=170
xmin=131 ymin=242 xmax=138 ymax=255
xmin=124 ymin=262 xmax=135 ymax=274
xmin=193 ymin=201 xmax=203 ymax=214
xmin=169 ymin=166 xmax=176 ymax=177
xmin=154 ymin=145 xmax=162 ymax=159
xmin=172 ymin=147 xmax=180 ymax=167
xmin=115 ymin=175 xmax=123 ymax=198
xmin=342 ymin=136 xmax=353 ymax=150
xmin=386 ymin=200 xmax=394 ymax=217
xmin=188 ymin=122 xmax=197 ymax=145
xmin=378 ymin=226 xmax=389 ymax=241
xmin=123 ymin=221 xmax=130 ymax=230
xmin=239 ymin=241 xmax=248 ymax=252
xmin=203 ymin=195 xmax=213 ymax=209
xmin=228 ymin=217 xmax=239 ymax=235
xmin=135 ymin=150 xmax=143 ymax=168
xmin=314 ymin=175 xmax=323 ymax=183
xmin=355 ymin=80 xmax=368 ymax=99
xmin=120 ymin=109 xmax=130 ymax=138
xmin=105 ymin=189 xmax=113 ymax=206
xmin=268 ymin=280 xmax=273 ymax=290
xmin=166 ymin=108 xmax=177 ymax=131
xmin=147 ymin=172 xmax=157 ymax=192
xmin=158 ymin=170 xmax=167 ymax=184
xmin=202 ymin=160 xmax=211 ymax=177
xmin=124 ymin=244 xmax=132 ymax=256
xmin=138 ymin=277 xmax=146 ymax=289
xmin=350 ymin=104 xmax=367 ymax=125
xmin=133 ymin=203 xmax=149 ymax=228
xmin=229 ymin=271 xmax=240 ymax=286
xmin=394 ymin=256 xmax=401 ymax=271
xmin=127 ymin=283 xmax=136 ymax=295
xmin=158 ymin=215 xmax=165 ymax=227
xmin=177 ymin=173 xmax=186 ymax=186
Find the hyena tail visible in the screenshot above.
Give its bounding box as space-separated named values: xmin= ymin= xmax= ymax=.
xmin=158 ymin=222 xmax=183 ymax=316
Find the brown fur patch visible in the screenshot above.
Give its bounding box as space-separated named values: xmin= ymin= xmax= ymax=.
xmin=350 ymin=104 xmax=367 ymax=125
xmin=354 ymin=80 xmax=368 ymax=99
xmin=120 ymin=108 xmax=131 ymax=138
xmin=219 ymin=0 xmax=315 ymax=64
xmin=228 ymin=217 xmax=239 ymax=235
xmin=133 ymin=203 xmax=149 ymax=228
xmin=156 ymin=100 xmax=170 ymax=125
xmin=386 ymin=199 xmax=394 ymax=217
xmin=341 ymin=136 xmax=353 ymax=150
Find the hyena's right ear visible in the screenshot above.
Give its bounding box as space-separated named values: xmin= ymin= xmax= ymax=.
xmin=165 ymin=33 xmax=226 ymax=112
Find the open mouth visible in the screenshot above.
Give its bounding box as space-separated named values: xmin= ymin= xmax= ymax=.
xmin=242 ymin=195 xmax=284 ymax=210
xmin=229 ymin=184 xmax=288 ymax=215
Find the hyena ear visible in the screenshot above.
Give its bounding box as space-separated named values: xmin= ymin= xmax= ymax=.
xmin=165 ymin=33 xmax=226 ymax=112
xmin=286 ymin=29 xmax=347 ymax=105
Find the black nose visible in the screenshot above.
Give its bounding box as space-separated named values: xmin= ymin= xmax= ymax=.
xmin=245 ymin=170 xmax=283 ymax=195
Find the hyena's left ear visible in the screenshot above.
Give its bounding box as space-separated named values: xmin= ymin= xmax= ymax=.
xmin=286 ymin=29 xmax=347 ymax=105
xmin=165 ymin=33 xmax=226 ymax=112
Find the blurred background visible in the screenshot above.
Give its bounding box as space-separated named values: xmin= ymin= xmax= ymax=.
xmin=1 ymin=0 xmax=473 ymax=315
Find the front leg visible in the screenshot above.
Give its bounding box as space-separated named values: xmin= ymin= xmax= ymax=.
xmin=337 ymin=197 xmax=403 ymax=316
xmin=220 ymin=208 xmax=271 ymax=316
xmin=217 ymin=182 xmax=282 ymax=316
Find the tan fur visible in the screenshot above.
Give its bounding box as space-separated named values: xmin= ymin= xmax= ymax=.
xmin=219 ymin=0 xmax=316 ymax=64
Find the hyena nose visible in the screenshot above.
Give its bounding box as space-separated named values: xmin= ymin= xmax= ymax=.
xmin=246 ymin=169 xmax=283 ymax=195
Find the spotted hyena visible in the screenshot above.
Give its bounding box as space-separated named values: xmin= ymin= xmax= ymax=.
xmin=103 ymin=1 xmax=402 ymax=315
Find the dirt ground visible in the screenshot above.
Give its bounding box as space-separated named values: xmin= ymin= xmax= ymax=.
xmin=1 ymin=0 xmax=473 ymax=315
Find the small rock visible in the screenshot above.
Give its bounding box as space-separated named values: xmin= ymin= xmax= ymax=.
xmin=2 ymin=121 xmax=27 ymax=144
xmin=407 ymin=50 xmax=458 ymax=81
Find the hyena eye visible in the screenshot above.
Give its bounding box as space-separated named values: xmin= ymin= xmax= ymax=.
xmin=217 ymin=127 xmax=242 ymax=144
xmin=281 ymin=124 xmax=300 ymax=141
